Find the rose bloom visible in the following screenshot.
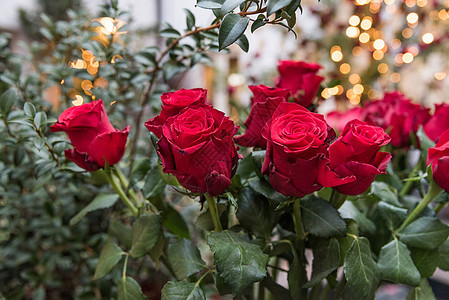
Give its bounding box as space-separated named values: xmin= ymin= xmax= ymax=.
xmin=51 ymin=100 xmax=129 ymax=171
xmin=275 ymin=60 xmax=324 ymax=107
xmin=235 ymin=85 xmax=290 ymax=148
xmin=424 ymin=103 xmax=449 ymax=143
xmin=427 ymin=129 xmax=449 ymax=192
xmin=262 ymin=102 xmax=354 ymax=197
xmin=326 ymin=107 xmax=364 ymax=134
xmin=327 ymin=120 xmax=392 ymax=195
xmin=145 ymin=88 xmax=209 ymax=138
xmin=156 ymin=105 xmax=240 ymax=196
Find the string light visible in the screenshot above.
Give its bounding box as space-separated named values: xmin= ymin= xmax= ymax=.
xmin=390 ymin=73 xmax=401 ymax=82
xmin=402 ymin=28 xmax=413 ymax=38
xmin=378 ymin=63 xmax=388 ymax=73
xmin=353 ymin=84 xmax=364 ymax=94
xmin=361 ymin=17 xmax=373 ymax=30
xmin=346 ymin=26 xmax=360 ymax=38
xmin=340 ymin=63 xmax=351 ymax=74
xmin=359 ymin=32 xmax=370 ymax=43
xmin=435 ymin=72 xmax=447 ymax=80
xmin=422 ymin=33 xmax=434 ymax=44
xmin=353 ymin=46 xmax=363 ymax=56
xmin=331 ymin=46 xmax=343 ymax=62
xmin=373 ymin=50 xmax=384 ymax=60
xmin=416 ymin=0 xmax=427 ymax=6
xmin=373 ymin=39 xmax=385 ymax=50
xmin=406 ymin=12 xmax=419 ymax=24
xmin=349 ymin=74 xmax=361 ymax=84
xmin=72 ymin=95 xmax=84 ymax=106
xmin=349 ymin=15 xmax=361 ymax=26
xmin=402 ymin=52 xmax=414 ymax=63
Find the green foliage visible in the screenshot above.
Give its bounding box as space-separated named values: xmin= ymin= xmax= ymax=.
xmin=161 ymin=281 xmax=205 ymax=300
xmin=117 ymin=277 xmax=148 ymax=300
xmin=166 ymin=239 xmax=206 ymax=279
xmin=94 ymin=239 xmax=124 ymax=280
xmin=70 ymin=193 xmax=118 ymax=226
xmin=398 ymin=216 xmax=449 ymax=249
xmin=130 ymin=214 xmax=162 ymax=258
xmin=218 ymin=14 xmax=249 ymax=51
xmin=304 ymin=238 xmax=340 ymax=288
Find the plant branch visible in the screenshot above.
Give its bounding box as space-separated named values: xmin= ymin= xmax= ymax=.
xmin=206 ymin=195 xmax=223 ymax=231
xmin=33 ymin=122 xmax=59 ymax=166
xmin=293 ymin=198 xmax=306 ymax=240
xmin=104 ymin=169 xmax=139 ymax=217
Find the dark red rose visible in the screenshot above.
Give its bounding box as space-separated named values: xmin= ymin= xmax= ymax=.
xmin=327 ymin=120 xmax=392 ymax=195
xmin=261 ymin=102 xmax=354 ymax=197
xmin=363 ymin=92 xmax=430 ymax=148
xmin=145 ymin=88 xmax=208 ymax=138
xmin=156 ymin=105 xmax=240 ymax=196
xmin=326 ymin=107 xmax=364 ymax=134
xmin=424 ymin=103 xmax=449 ymax=142
xmin=50 ymin=100 xmax=129 ymax=171
xmin=235 ymin=85 xmax=290 ymax=148
xmin=275 ymin=60 xmax=324 ymax=107
xmin=427 ymin=129 xmax=449 ymax=192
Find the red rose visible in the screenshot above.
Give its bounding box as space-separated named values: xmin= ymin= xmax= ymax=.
xmin=326 ymin=107 xmax=364 ymax=133
xmin=50 ymin=100 xmax=129 ymax=171
xmin=235 ymin=85 xmax=290 ymax=148
xmin=156 ymin=105 xmax=240 ymax=196
xmin=275 ymin=60 xmax=324 ymax=107
xmin=424 ymin=103 xmax=449 ymax=142
xmin=327 ymin=120 xmax=392 ymax=195
xmin=261 ymin=102 xmax=354 ymax=197
xmin=145 ymin=88 xmax=208 ymax=138
xmin=427 ymin=129 xmax=449 ymax=192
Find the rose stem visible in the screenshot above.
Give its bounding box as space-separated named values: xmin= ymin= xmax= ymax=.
xmin=205 ymin=195 xmax=223 ymax=232
xmin=399 ymin=158 xmax=423 ymax=197
xmin=434 ymin=202 xmax=448 ymax=214
xmin=397 ymin=179 xmax=442 ymax=232
xmin=329 ymin=189 xmax=348 ymax=209
xmin=114 ymin=167 xmax=141 ymax=207
xmin=293 ymin=198 xmax=306 ymax=240
xmin=105 ymin=169 xmax=139 ymax=217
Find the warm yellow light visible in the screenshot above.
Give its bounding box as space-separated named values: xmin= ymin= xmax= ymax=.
xmin=356 ymin=0 xmax=371 ymax=5
xmin=72 ymin=95 xmax=84 ymax=106
xmin=349 ymin=15 xmax=361 ymax=26
xmin=331 ymin=45 xmax=342 ymax=53
xmin=378 ymin=63 xmax=389 ymax=73
xmin=87 ymin=65 xmax=98 ymax=75
xmin=60 ymin=79 xmax=64 ymax=85
xmin=331 ymin=51 xmax=343 ymax=62
xmin=391 ymin=39 xmax=402 ymax=49
xmin=321 ymin=89 xmax=332 ymax=99
xmin=373 ymin=50 xmax=384 ymax=60
xmin=439 ymin=9 xmax=448 ymax=20
xmin=405 ymin=0 xmax=416 ymax=7
xmin=361 ymin=17 xmax=373 ymax=30
xmin=422 ymin=33 xmax=434 ymax=44
xmin=337 ymin=85 xmax=344 ymax=95
xmin=373 ymin=39 xmax=385 ymax=50
xmin=98 ymin=17 xmax=115 ymax=35
xmin=407 ymin=12 xmax=419 ymax=23
xmin=394 ymin=54 xmax=404 ymax=65
xmin=340 ymin=63 xmax=351 ymax=74
xmin=349 ymin=74 xmax=361 ymax=84
xmin=329 ymin=86 xmax=339 ymax=96
xmin=111 ymin=55 xmax=123 ymax=63
xmin=390 ymin=73 xmax=401 ymax=83
xmin=368 ymin=89 xmax=378 ymax=99
xmin=81 ymin=80 xmax=93 ymax=91
xmin=402 ymin=28 xmax=413 ymax=38
xmin=417 ymin=0 xmax=427 ymax=6
xmin=435 ymin=72 xmax=447 ymax=80
xmin=359 ymin=32 xmax=370 ymax=43
xmin=353 ymin=84 xmax=364 ymax=94
xmin=409 ymin=46 xmax=419 ymax=56
xmin=111 ymin=101 xmax=117 ymax=105
xmin=82 ymin=50 xmax=93 ymax=61
xmin=353 ymin=46 xmax=363 ymax=56
xmin=370 ymin=2 xmax=381 ymax=13
xmin=350 ymin=95 xmax=361 ymax=105
xmin=402 ymin=52 xmax=414 ymax=63
xmin=71 ymin=59 xmax=87 ymax=69
xmin=346 ymin=89 xmax=355 ymax=99
xmin=384 ymin=0 xmax=395 ymax=5
xmin=346 ymin=26 xmax=360 ymax=38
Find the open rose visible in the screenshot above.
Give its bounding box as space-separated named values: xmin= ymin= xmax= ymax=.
xmin=262 ymin=102 xmax=354 ymax=197
xmin=50 ymin=100 xmax=129 ymax=171
xmin=235 ymin=85 xmax=290 ymax=148
xmin=424 ymin=103 xmax=449 ymax=143
xmin=145 ymin=88 xmax=209 ymax=138
xmin=327 ymin=120 xmax=392 ymax=195
xmin=427 ymin=129 xmax=449 ymax=192
xmin=156 ymin=105 xmax=240 ymax=196
xmin=326 ymin=107 xmax=364 ymax=134
xmin=275 ymin=60 xmax=324 ymax=107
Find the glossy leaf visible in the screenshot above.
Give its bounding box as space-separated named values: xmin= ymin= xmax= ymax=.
xmin=304 ymin=238 xmax=340 ymax=288
xmin=70 ymin=194 xmax=118 ymax=226
xmin=370 ymin=181 xmax=402 ymax=207
xmin=406 ymin=278 xmax=436 ymax=300
xmin=196 ymin=0 xmax=225 ymax=9
xmin=339 ymin=201 xmax=376 ymax=235
xmin=267 ymin=0 xmax=293 ymax=16
xmin=235 ymin=34 xmax=249 ymax=52
xmin=93 ymin=239 xmax=124 ymax=280
xmin=163 ymin=204 xmax=190 ymax=239
xmin=118 ymin=277 xmax=148 ymax=300
xmin=301 ymin=197 xmax=346 ymax=238
xmin=411 ymin=248 xmax=439 ymax=278
xmin=398 ymin=217 xmax=449 ymax=249
xmin=184 ymin=9 xmax=196 ymax=30
xmin=130 ymin=214 xmax=162 ymax=258
xmin=221 ymin=0 xmax=246 ymax=13
xmin=248 ymin=178 xmax=286 ymax=202
xmin=166 ymin=239 xmax=206 ymax=279
xmin=161 ymin=281 xmax=205 ymax=300
xmin=24 ymin=102 xmax=36 ymax=118
xmin=377 ymin=202 xmax=408 ymax=230
xmin=437 ymin=239 xmax=449 ymax=271
xmin=218 ymin=13 xmax=249 ymax=51
xmin=143 ymin=167 xmax=166 ymax=199
xmin=0 ymin=89 xmax=17 ymax=114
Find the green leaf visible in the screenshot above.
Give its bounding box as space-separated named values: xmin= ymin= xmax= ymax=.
xmin=162 ymin=61 xmax=186 ymax=81
xmin=196 ymin=0 xmax=225 ymax=9
xmin=378 ymin=239 xmax=421 ymax=286
xmin=24 ymin=102 xmax=36 ymax=118
xmin=370 ymin=181 xmax=402 ymax=207
xmin=149 ymin=232 xmax=166 ymax=268
xmin=184 ymin=9 xmax=196 ymax=30
xmin=0 ymin=89 xmax=17 ymax=114
xmin=417 ymin=127 xmax=435 ymax=160
xmin=248 ymin=177 xmax=286 ymax=202
xmin=130 ymin=214 xmax=162 ymax=258
xmin=160 ymin=28 xmax=182 ymax=39
xmin=437 ymin=239 xmax=449 ymax=271
xmin=118 ymin=277 xmax=148 ymax=300
xmin=251 ymin=18 xmax=266 ymax=33
xmin=406 ymin=278 xmax=436 ymax=300
xmin=288 ymin=246 xmax=307 ymax=300
xmin=93 ymin=239 xmax=124 ymax=280
xmin=163 ymin=204 xmax=190 ymax=239
xmin=262 ymin=276 xmax=292 ymax=300
xmin=161 ymin=281 xmax=205 ymax=300
xmin=218 ymin=13 xmax=249 ymax=51
xmin=70 ymin=194 xmax=118 ymax=226
xmin=129 ymin=158 xmax=152 ymax=186
xmin=343 ymin=237 xmax=380 ymax=299
xmin=301 ymin=197 xmax=346 ymax=238
xmin=166 ymin=239 xmax=206 ymax=279
xmin=235 ymin=34 xmax=249 ymax=52
xmin=109 ymin=219 xmax=132 ymax=249
xmin=377 ymin=202 xmax=408 ymax=230
xmin=304 ymin=238 xmax=340 ymax=288
xmin=398 ymin=216 xmax=449 ymax=249
xmin=34 ymin=112 xmax=47 ymax=129
xmin=142 ymin=167 xmax=166 ymax=199
xmin=221 ymin=0 xmax=246 ymax=13
xmin=236 ymin=188 xmax=276 ymax=239
xmin=267 ymin=0 xmax=294 ymax=16
xmin=208 ymin=230 xmax=269 ymax=296
xmin=339 ymin=201 xmax=376 ymax=235
xmin=411 ymin=247 xmax=439 ymax=278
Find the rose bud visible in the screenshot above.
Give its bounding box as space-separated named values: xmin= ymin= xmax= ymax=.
xmin=262 ymin=102 xmax=354 ymax=197
xmin=156 ymin=105 xmax=240 ymax=197
xmin=235 ymin=85 xmax=290 ymax=148
xmin=275 ymin=60 xmax=324 ymax=108
xmin=427 ymin=129 xmax=449 ymax=192
xmin=424 ymin=103 xmax=449 ymax=143
xmin=50 ymin=100 xmax=129 ymax=171
xmin=327 ymin=119 xmax=392 ymax=195
xmin=145 ymin=88 xmax=209 ymax=138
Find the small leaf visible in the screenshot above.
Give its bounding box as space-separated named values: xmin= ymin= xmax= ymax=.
xmin=109 ymin=219 xmax=132 ymax=249
xmin=24 ymin=102 xmax=36 ymax=118
xmin=130 ymin=214 xmax=162 ymax=258
xmin=378 ymin=239 xmax=421 ymax=286
xmin=301 ymin=196 xmax=346 ymax=238
xmin=398 ymin=216 xmax=449 ymax=249
xmin=142 ymin=167 xmax=166 ymax=199
xmin=208 ymin=230 xmax=269 ymax=296
xmin=304 ymin=238 xmax=340 ymax=288
xmin=377 ymin=202 xmax=408 ymax=230
xmin=251 ymin=17 xmax=266 ymax=33
xmin=129 ymin=158 xmax=153 ymax=186
xmin=267 ymin=0 xmax=294 ymax=16
xmin=343 ymin=237 xmax=380 ymax=299
xmin=218 ymin=13 xmax=249 ymax=51
xmin=70 ymin=194 xmax=118 ymax=226
xmin=417 ymin=127 xmax=435 ymax=160
xmin=235 ymin=34 xmax=249 ymax=52
xmin=160 ymin=28 xmax=181 ymax=39
xmin=184 ymin=9 xmax=196 ymax=30
xmin=34 ymin=112 xmax=47 ymax=129
xmin=411 ymin=247 xmax=439 ymax=278
xmin=406 ymin=278 xmax=436 ymax=300
xmin=221 ymin=0 xmax=246 ymax=13
xmin=149 ymin=232 xmax=166 ymax=268
xmin=163 ymin=204 xmax=190 ymax=239
xmin=248 ymin=177 xmax=286 ymax=202
xmin=0 ymin=89 xmax=17 ymax=114
xmin=161 ymin=281 xmax=205 ymax=300
xmin=118 ymin=277 xmax=148 ymax=300
xmin=437 ymin=239 xmax=449 ymax=271
xmin=370 ymin=181 xmax=402 ymax=207
xmin=166 ymin=239 xmax=206 ymax=279
xmin=93 ymin=239 xmax=124 ymax=280
xmin=339 ymin=201 xmax=376 ymax=235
